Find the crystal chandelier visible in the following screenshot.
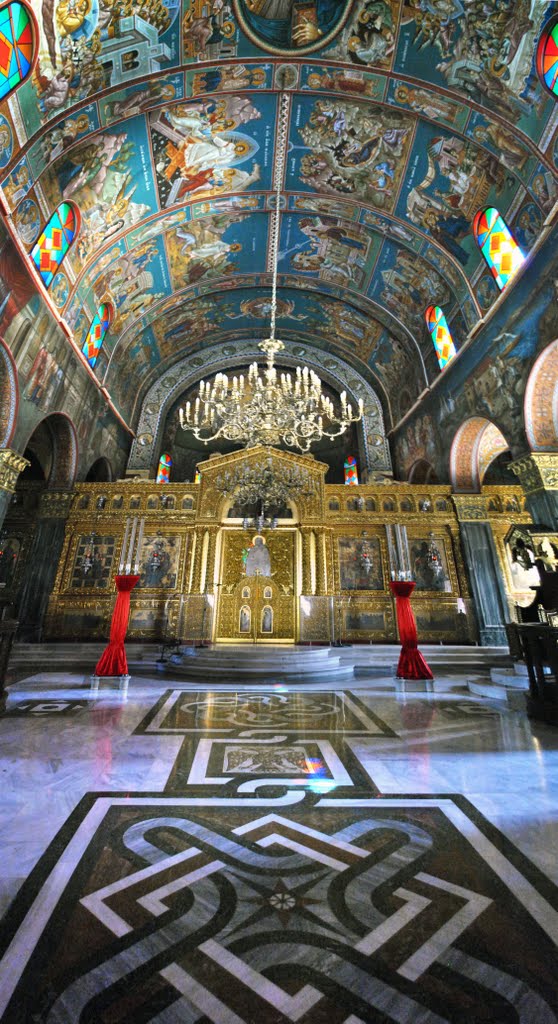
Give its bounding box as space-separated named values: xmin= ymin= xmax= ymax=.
xmin=179 ymin=94 xmax=363 ymax=453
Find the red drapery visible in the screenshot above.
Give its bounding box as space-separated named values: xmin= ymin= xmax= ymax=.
xmin=389 ymin=580 xmax=433 ymax=680
xmin=94 ymin=575 xmax=140 ymax=677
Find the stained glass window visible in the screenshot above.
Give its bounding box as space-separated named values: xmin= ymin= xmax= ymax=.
xmin=194 ymin=469 xmax=201 ymax=484
xmin=537 ymin=14 xmax=558 ymax=97
xmin=473 ymin=207 xmax=525 ymax=291
xmin=0 ymin=3 xmax=35 ymax=101
xmin=344 ymin=455 xmax=358 ymax=485
xmin=425 ymin=305 xmax=457 ymax=370
xmin=30 ymin=202 xmax=79 ymax=289
xmin=156 ymin=453 xmax=172 ymax=484
xmin=82 ymin=303 xmax=113 ymax=368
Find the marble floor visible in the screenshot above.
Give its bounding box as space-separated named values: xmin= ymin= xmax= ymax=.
xmin=0 ymin=667 xmax=557 ymax=1021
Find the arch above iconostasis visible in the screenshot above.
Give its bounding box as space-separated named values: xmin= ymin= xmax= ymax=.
xmin=127 ymin=339 xmax=392 ymax=479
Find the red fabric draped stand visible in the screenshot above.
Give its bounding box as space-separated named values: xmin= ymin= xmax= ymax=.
xmin=389 ymin=580 xmax=433 ymax=680
xmin=94 ymin=575 xmax=140 ymax=677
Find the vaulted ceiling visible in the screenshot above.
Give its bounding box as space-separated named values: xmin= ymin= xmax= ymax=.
xmin=1 ymin=0 xmax=557 ymax=430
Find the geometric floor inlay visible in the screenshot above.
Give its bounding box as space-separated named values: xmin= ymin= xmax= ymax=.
xmin=136 ymin=689 xmax=397 ymax=738
xmin=1 ymin=794 xmax=557 ymax=1022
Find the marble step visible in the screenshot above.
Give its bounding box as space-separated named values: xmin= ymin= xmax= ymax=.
xmin=164 ymin=649 xmax=354 ymax=680
xmin=467 ymin=671 xmax=529 ymax=709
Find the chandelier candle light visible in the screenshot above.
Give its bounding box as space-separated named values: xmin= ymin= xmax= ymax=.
xmin=179 ymin=93 xmax=363 ymax=453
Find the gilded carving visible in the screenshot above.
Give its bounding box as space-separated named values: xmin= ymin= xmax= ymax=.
xmin=0 ymin=450 xmax=30 ymax=495
xmin=510 ymin=453 xmax=558 ymax=494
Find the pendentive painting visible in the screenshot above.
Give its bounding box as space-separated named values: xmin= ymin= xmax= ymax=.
xmin=70 ymin=536 xmax=116 ymax=590
xmin=338 ymin=535 xmax=383 ymax=591
xmin=137 ymin=534 xmax=181 ymax=589
xmin=232 ymin=0 xmax=353 ymax=55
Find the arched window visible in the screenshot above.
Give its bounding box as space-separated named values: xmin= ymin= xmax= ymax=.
xmin=537 ymin=14 xmax=558 ymax=97
xmin=344 ymin=455 xmax=358 ymax=485
xmin=473 ymin=207 xmax=525 ymax=291
xmin=0 ymin=2 xmax=36 ymax=101
xmin=30 ymin=202 xmax=79 ymax=289
xmin=425 ymin=305 xmax=457 ymax=369
xmin=82 ymin=302 xmax=113 ymax=368
xmin=156 ymin=453 xmax=172 ymax=484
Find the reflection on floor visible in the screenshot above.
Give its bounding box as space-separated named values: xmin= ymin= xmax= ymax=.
xmin=0 ymin=670 xmax=557 ymax=1021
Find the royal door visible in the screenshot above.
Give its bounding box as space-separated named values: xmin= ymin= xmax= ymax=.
xmin=215 ymin=529 xmax=296 ymax=642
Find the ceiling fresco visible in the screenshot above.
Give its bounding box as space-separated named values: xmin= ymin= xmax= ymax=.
xmin=0 ymin=0 xmax=557 ymax=431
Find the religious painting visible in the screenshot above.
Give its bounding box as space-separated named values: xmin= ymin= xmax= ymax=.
xmin=128 ymin=601 xmax=171 ymax=635
xmin=15 ymin=0 xmax=181 ymax=136
xmin=414 ymin=607 xmax=459 ymax=636
xmin=137 ymin=534 xmax=181 ymax=589
xmin=149 ymin=94 xmax=273 ymax=209
xmin=239 ymin=605 xmax=251 ymax=633
xmin=279 ymin=212 xmax=378 ymax=290
xmin=409 ymin=535 xmax=452 ymax=593
xmin=338 ymin=535 xmax=383 ymax=591
xmin=231 ymin=0 xmax=352 ymax=55
xmin=345 ymin=610 xmax=385 ymax=631
xmin=36 ymin=117 xmax=159 ymax=275
xmin=189 ymin=64 xmax=272 ymax=96
xmin=0 ymin=536 xmax=21 ymax=589
xmin=244 ymin=535 xmax=271 ymax=577
xmin=261 ymin=605 xmax=273 ymax=633
xmin=394 ymin=0 xmax=552 ymax=140
xmin=69 ymin=535 xmax=115 ymax=591
xmin=400 ymin=124 xmax=519 ymax=269
xmin=319 ymin=0 xmax=398 ymax=67
xmin=290 ymin=97 xmax=414 ymax=210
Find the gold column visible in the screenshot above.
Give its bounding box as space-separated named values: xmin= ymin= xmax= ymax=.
xmin=315 ymin=529 xmax=326 ymax=595
xmin=204 ymin=526 xmax=220 ymax=592
xmin=189 ymin=527 xmax=205 ymax=593
xmin=510 ymin=453 xmax=558 ymax=528
xmin=0 ymin=449 xmax=30 ymax=531
xmin=300 ymin=527 xmax=312 ymax=595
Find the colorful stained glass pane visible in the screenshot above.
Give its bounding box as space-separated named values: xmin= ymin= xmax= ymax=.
xmin=425 ymin=305 xmax=457 ymax=370
xmin=344 ymin=455 xmax=358 ymax=486
xmin=30 ymin=202 xmax=78 ymax=289
xmin=82 ymin=303 xmax=112 ymax=368
xmin=194 ymin=469 xmax=201 ymax=484
xmin=537 ymin=15 xmax=558 ymax=97
xmin=156 ymin=453 xmax=172 ymax=484
xmin=473 ymin=207 xmax=525 ymax=292
xmin=0 ymin=3 xmax=35 ymax=101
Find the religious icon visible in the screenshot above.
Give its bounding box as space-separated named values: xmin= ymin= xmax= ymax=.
xmin=244 ymin=535 xmax=271 ymax=577
xmin=261 ymin=606 xmax=273 ymax=633
xmin=239 ymin=605 xmax=251 ymax=633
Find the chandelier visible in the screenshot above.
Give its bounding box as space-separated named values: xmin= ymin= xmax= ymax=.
xmin=215 ymin=456 xmax=318 ymax=531
xmin=179 ymin=94 xmax=363 ymax=453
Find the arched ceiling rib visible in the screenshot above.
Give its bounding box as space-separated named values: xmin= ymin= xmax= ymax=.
xmin=0 ymin=0 xmax=557 ymax=429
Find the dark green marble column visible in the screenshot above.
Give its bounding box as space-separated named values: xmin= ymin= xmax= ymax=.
xmin=16 ymin=491 xmax=72 ymax=642
xmin=453 ymin=495 xmax=509 ymax=646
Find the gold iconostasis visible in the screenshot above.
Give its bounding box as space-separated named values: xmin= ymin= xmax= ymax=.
xmin=1 ymin=448 xmax=534 ymax=645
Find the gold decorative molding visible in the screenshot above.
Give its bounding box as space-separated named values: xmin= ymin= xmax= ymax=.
xmin=451 ymin=495 xmax=489 ymax=521
xmin=39 ymin=490 xmax=74 ymax=519
xmin=510 ymin=453 xmax=558 ymax=494
xmin=0 ymin=449 xmax=29 ymax=495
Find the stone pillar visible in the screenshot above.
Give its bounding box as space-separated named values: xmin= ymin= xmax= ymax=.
xmin=17 ymin=490 xmax=73 ymax=642
xmin=452 ymin=495 xmax=509 ymax=646
xmin=510 ymin=454 xmax=558 ymax=529
xmin=300 ymin=528 xmax=312 ymax=595
xmin=0 ymin=450 xmax=30 ymax=533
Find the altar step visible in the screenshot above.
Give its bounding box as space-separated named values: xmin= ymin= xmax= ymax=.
xmin=8 ymin=641 xmax=514 ymax=687
xmin=164 ymin=645 xmax=354 ymax=681
xmin=467 ymin=662 xmax=530 ymax=709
